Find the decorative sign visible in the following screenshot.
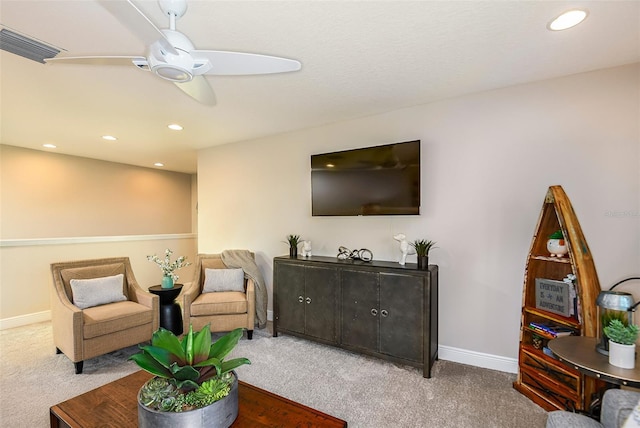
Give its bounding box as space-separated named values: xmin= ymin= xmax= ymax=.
xmin=535 ymin=278 xmax=571 ymax=317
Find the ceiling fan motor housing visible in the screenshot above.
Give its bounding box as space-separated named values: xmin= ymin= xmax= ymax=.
xmin=148 ymin=30 xmax=196 ymax=82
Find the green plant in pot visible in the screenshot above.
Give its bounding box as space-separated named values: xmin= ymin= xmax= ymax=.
xmin=147 ymin=248 xmax=192 ymax=289
xmin=410 ymin=239 xmax=437 ymax=270
xmin=603 ymin=319 xmax=639 ymax=369
xmin=130 ymin=325 xmax=250 ymax=427
xmin=284 ymin=234 xmax=301 ymax=258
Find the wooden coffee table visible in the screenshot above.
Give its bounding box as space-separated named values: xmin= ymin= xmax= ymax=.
xmin=50 ymin=370 xmax=347 ymax=427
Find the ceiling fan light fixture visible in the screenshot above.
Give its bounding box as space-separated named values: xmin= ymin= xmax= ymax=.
xmin=548 ymin=9 xmax=588 ymax=31
xmin=152 ymin=63 xmax=193 ymax=82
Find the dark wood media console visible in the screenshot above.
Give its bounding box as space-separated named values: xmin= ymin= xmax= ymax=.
xmin=273 ymin=255 xmax=438 ymax=378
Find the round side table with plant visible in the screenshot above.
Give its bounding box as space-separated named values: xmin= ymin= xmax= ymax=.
xmin=147 ymin=248 xmax=192 ymax=289
xmin=603 ymin=319 xmax=639 ymax=369
xmin=410 ymin=239 xmax=437 ymax=270
xmin=130 ymin=325 xmax=250 ymax=428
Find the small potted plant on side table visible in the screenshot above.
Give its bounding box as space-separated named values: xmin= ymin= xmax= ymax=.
xmin=147 ymin=248 xmax=191 ymax=289
xmin=604 ymin=319 xmax=639 ymax=369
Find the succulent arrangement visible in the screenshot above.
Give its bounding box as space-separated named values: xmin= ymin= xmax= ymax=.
xmin=604 ymin=319 xmax=639 ymax=346
xmin=130 ymin=325 xmax=250 ymax=412
xmin=548 ymin=230 xmax=564 ymax=240
xmin=410 ymin=239 xmax=437 ymax=257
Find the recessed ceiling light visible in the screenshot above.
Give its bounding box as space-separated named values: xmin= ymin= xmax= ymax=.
xmin=548 ymin=9 xmax=588 ymax=31
xmin=154 ymin=162 xmax=164 ymax=167
xmin=43 ymin=143 xmax=56 ymax=148
xmin=168 ymin=124 xmax=183 ymax=131
xmin=102 ymin=135 xmax=117 ymax=141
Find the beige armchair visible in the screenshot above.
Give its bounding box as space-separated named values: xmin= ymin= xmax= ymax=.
xmin=50 ymin=257 xmax=159 ymax=374
xmin=183 ymin=254 xmax=255 ymax=339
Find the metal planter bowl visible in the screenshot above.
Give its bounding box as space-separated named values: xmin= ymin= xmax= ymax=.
xmin=138 ymin=372 xmax=239 ymax=428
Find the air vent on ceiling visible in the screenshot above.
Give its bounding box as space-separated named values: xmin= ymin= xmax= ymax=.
xmin=0 ymin=28 xmax=60 ymax=63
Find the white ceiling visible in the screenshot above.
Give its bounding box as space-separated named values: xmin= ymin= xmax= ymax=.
xmin=1 ymin=1 xmax=639 ymax=174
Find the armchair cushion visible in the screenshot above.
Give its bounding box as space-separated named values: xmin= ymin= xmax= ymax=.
xmin=82 ymin=301 xmax=154 ymax=339
xmin=70 ymin=274 xmax=127 ymax=309
xmin=191 ymin=291 xmax=248 ymax=316
xmin=203 ymin=268 xmax=245 ymax=293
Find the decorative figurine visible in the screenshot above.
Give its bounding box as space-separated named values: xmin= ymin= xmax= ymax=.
xmin=337 ymin=246 xmax=373 ymax=262
xmin=547 ymin=230 xmax=568 ymax=257
xmin=393 ymin=233 xmax=415 ymax=265
xmin=301 ymin=240 xmax=312 ymax=257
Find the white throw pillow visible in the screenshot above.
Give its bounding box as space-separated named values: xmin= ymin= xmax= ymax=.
xmin=203 ymin=268 xmax=245 ymax=293
xmin=70 ymin=273 xmax=127 ymax=309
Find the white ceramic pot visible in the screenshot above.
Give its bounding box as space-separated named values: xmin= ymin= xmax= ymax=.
xmin=608 ymin=340 xmax=636 ymax=369
xmin=546 ymin=238 xmax=568 ymax=257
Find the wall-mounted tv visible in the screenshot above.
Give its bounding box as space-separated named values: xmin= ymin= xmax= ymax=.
xmin=311 ymin=140 xmax=420 ymax=216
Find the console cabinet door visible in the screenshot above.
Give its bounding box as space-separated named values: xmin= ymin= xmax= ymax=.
xmin=379 ymin=273 xmax=423 ymax=362
xmin=276 ymin=262 xmax=305 ymax=334
xmin=341 ymin=269 xmax=379 ymax=351
xmin=304 ymin=266 xmax=339 ymax=343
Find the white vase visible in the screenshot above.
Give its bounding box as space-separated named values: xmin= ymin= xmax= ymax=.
xmin=608 ymin=340 xmax=636 ymax=369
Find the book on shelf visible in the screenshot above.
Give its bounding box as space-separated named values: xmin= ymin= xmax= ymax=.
xmin=528 ymin=321 xmax=575 ymax=337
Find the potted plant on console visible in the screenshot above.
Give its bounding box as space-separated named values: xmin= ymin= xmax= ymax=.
xmin=130 ymin=325 xmax=250 ymax=428
xmin=285 ymin=234 xmax=301 ymax=258
xmin=411 ymin=239 xmax=437 ymax=270
xmin=604 ymin=319 xmax=639 ymax=369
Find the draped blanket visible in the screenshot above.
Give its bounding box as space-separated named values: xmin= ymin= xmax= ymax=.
xmin=221 ymin=249 xmax=268 ymax=328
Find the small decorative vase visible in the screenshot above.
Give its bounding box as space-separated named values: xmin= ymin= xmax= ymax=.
xmin=546 ymin=238 xmax=568 ymax=257
xmin=161 ymin=275 xmax=174 ymax=289
xmin=289 ymin=246 xmax=298 ymax=258
xmin=608 ymin=340 xmax=636 ymax=369
xmin=417 ymin=256 xmax=429 ymax=270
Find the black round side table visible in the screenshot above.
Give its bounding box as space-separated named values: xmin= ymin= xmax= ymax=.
xmin=148 ymin=284 xmax=183 ymax=335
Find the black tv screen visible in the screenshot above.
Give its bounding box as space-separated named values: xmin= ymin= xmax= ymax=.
xmin=311 ymin=140 xmax=420 ymax=216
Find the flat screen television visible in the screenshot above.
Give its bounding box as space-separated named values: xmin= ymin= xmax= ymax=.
xmin=311 ymin=140 xmax=420 ymax=216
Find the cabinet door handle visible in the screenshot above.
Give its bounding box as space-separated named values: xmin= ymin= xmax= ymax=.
xmin=298 ymin=296 xmax=304 ymax=303
xmin=381 ymin=309 xmax=388 ymax=317
xmin=306 ymin=297 xmax=312 ymax=304
xmin=371 ymin=308 xmax=378 ymax=316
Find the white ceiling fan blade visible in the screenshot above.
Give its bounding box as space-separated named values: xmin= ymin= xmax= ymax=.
xmin=45 ymin=56 xmax=147 ymax=66
xmin=98 ymin=0 xmax=178 ymax=56
xmin=174 ymin=76 xmax=216 ymax=105
xmin=192 ymin=50 xmax=301 ymax=75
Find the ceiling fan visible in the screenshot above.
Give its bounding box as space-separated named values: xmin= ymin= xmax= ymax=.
xmin=45 ymin=0 xmax=302 ymax=105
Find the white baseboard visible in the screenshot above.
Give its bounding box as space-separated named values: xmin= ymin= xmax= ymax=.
xmin=2 ymin=309 xmax=518 ymax=374
xmin=0 ymin=310 xmax=51 ymax=330
xmin=438 ymin=344 xmax=518 ymax=374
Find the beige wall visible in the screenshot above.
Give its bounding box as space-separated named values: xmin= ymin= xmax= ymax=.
xmin=197 ymin=64 xmax=640 ymax=371
xmin=0 ymin=147 xmax=197 ymax=325
xmin=0 ymin=145 xmax=193 ymax=238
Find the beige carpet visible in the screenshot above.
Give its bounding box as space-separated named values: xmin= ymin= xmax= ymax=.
xmin=0 ymin=322 xmax=548 ymax=427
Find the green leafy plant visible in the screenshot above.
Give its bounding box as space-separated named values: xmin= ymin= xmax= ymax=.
xmin=130 ymin=325 xmax=250 ymax=412
xmin=284 ymin=234 xmax=301 ymax=248
xmin=410 ymin=239 xmax=437 ymax=257
xmin=549 ymin=230 xmax=564 ymax=239
xmin=147 ymin=248 xmax=192 ymax=281
xmin=604 ymin=319 xmax=639 ymax=346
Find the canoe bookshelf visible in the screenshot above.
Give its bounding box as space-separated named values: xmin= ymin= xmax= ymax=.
xmin=513 ymin=185 xmax=604 ymax=411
